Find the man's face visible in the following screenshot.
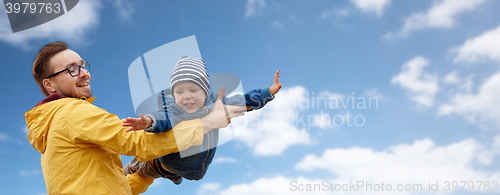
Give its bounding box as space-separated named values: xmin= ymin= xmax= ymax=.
xmin=173 ymin=82 xmax=206 ymax=113
xmin=46 ymin=49 xmax=92 ymax=98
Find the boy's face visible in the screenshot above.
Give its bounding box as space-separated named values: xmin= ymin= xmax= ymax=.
xmin=173 ymin=82 xmax=207 ymax=113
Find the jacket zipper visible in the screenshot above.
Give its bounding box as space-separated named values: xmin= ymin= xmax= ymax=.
xmin=200 ymin=132 xmax=210 ymax=180
xmin=199 ymin=105 xmax=211 ymax=180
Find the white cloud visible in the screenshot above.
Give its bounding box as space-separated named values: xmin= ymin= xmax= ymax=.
xmin=350 ymin=0 xmax=391 ymax=17
xmin=443 ymin=70 xmax=462 ymax=84
xmin=18 ymin=169 xmax=42 ymax=177
xmin=308 ymin=89 xmax=377 ymax=130
xmin=206 ymin=136 xmax=500 ymax=194
xmin=245 ymin=0 xmax=266 ymax=18
xmin=0 ymin=133 xmax=7 ymax=142
xmin=22 ymin=125 xmax=29 ymax=135
xmin=213 ymin=156 xmax=237 ymax=164
xmin=149 ymin=178 xmax=163 ymax=188
xmin=494 ymin=135 xmax=500 ymax=149
xmin=385 ymin=0 xmax=487 ymax=39
xmin=0 ymin=0 xmax=101 ymax=49
xmin=439 ymin=72 xmax=500 ymax=128
xmin=318 ymin=90 xmax=344 ymax=100
xmin=295 ymin=137 xmax=500 ymax=192
xmin=310 ymin=111 xmax=337 ymax=130
xmin=236 ymin=86 xmax=313 ymax=156
xmin=149 ymin=179 xmax=172 ymax=188
xmin=109 ymin=0 xmax=134 ymax=21
xmin=364 ymin=88 xmax=385 ymax=101
xmin=297 ymin=138 xmax=495 ymax=172
xmin=320 ymin=8 xmax=350 ymax=19
xmin=289 ymin=14 xmax=298 ymax=25
xmin=321 ymin=0 xmax=389 ymax=23
xmin=271 ymin=20 xmax=284 ymax=30
xmin=392 ymin=56 xmax=439 ymax=107
xmin=197 ymin=182 xmax=221 ymax=195
xmin=459 ymin=75 xmax=474 ymax=93
xmin=446 ymin=74 xmax=474 ymax=94
xmin=452 ymin=25 xmax=500 ymax=64
xmin=206 ymin=176 xmax=305 ymax=195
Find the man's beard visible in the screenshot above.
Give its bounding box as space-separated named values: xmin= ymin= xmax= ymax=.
xmin=60 ymin=88 xmax=92 ymax=99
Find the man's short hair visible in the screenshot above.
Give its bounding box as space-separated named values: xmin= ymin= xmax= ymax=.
xmin=33 ymin=41 xmax=68 ymax=96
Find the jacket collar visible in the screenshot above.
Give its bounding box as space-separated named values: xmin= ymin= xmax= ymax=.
xmin=35 ymin=94 xmax=68 ymax=107
xmin=34 ymin=94 xmax=95 ymax=107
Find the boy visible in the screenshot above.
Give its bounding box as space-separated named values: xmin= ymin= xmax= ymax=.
xmin=123 ymin=56 xmax=281 ymax=184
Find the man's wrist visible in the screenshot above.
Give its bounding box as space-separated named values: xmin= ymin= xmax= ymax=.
xmin=200 ymin=116 xmax=214 ymax=134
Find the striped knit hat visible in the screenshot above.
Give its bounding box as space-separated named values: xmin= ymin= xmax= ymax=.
xmin=170 ymin=56 xmax=210 ymax=97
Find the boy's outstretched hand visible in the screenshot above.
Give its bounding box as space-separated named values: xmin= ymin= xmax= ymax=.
xmin=123 ymin=113 xmax=153 ymax=132
xmin=270 ymin=70 xmax=282 ymax=95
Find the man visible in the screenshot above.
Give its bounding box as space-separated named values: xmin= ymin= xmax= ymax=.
xmin=25 ymin=42 xmax=244 ymax=195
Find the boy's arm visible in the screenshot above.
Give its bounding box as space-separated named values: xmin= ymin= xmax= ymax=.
xmin=123 ymin=91 xmax=176 ymax=133
xmin=226 ymin=70 xmax=281 ymax=111
xmin=123 ymin=70 xmax=282 ymax=132
xmin=122 ymin=113 xmax=159 ymax=132
xmin=243 ymin=88 xmax=274 ymax=110
xmin=123 ymin=111 xmax=177 ymax=134
xmin=143 ymin=111 xmax=172 ymax=133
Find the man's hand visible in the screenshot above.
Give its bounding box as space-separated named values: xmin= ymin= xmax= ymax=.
xmin=123 ymin=113 xmax=153 ymax=132
xmin=200 ymin=87 xmax=246 ymax=134
xmin=270 ymin=70 xmax=282 ymax=95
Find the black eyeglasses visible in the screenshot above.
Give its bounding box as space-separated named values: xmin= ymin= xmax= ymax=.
xmin=46 ymin=61 xmax=91 ymax=79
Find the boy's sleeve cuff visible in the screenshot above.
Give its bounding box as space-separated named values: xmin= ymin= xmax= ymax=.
xmin=262 ymin=87 xmax=274 ymax=100
xmin=144 ymin=114 xmax=156 ymax=132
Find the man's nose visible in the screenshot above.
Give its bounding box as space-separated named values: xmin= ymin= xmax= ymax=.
xmin=78 ymin=67 xmax=90 ymax=78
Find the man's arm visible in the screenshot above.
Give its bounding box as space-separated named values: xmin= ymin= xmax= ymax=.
xmin=126 ymin=172 xmax=154 ymax=195
xmin=201 ymin=87 xmax=246 ymax=134
xmin=66 ymin=88 xmax=245 ymax=161
xmin=66 ymin=101 xmax=204 ymax=162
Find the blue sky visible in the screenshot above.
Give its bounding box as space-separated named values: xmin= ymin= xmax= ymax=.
xmin=1 ymin=0 xmax=500 ymax=194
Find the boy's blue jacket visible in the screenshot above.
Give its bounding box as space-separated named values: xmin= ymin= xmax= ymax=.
xmin=146 ymin=87 xmax=274 ymax=180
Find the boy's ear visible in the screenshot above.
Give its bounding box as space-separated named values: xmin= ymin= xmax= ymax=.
xmin=43 ymin=79 xmax=57 ymax=94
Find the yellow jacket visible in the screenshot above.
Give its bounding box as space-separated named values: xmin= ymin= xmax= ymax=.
xmin=25 ymin=97 xmax=203 ymax=195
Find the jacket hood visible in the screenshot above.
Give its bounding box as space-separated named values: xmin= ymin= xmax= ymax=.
xmin=25 ymin=95 xmax=95 ymax=153
xmin=34 ymin=94 xmax=68 ymax=107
